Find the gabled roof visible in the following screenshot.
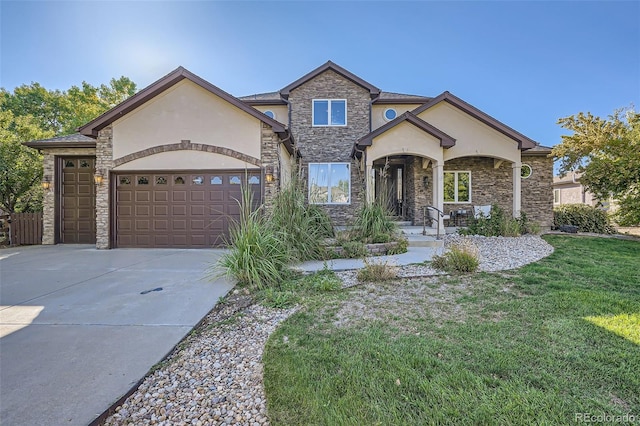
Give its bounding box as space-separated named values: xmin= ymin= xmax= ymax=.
xmin=353 ymin=112 xmax=456 ymax=158
xmin=24 ymin=133 xmax=96 ymax=149
xmin=78 ymin=66 xmax=288 ymax=138
xmin=374 ymin=92 xmax=432 ymax=104
xmin=280 ymin=61 xmax=381 ymax=99
xmin=411 ymin=92 xmax=538 ymax=150
xmin=238 ymin=91 xmax=286 ymax=106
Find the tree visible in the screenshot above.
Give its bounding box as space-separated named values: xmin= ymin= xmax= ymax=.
xmin=552 ymin=108 xmax=640 ymax=225
xmin=0 ymin=104 xmax=52 ymax=213
xmin=0 ymin=76 xmax=137 ymax=213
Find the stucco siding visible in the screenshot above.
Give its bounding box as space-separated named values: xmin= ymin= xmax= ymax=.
xmin=112 ymin=79 xmax=262 ymax=160
xmin=112 ymin=151 xmax=259 ymax=170
xmin=416 ymin=103 xmax=520 ymax=163
xmin=371 ymin=104 xmax=422 ymax=130
xmin=366 ymin=122 xmax=444 ymax=165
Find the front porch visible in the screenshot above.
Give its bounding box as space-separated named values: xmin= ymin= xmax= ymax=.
xmin=367 ymin=155 xmax=523 ymax=231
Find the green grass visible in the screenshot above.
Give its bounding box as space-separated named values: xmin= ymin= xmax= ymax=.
xmin=263 ymin=236 xmax=640 ymax=425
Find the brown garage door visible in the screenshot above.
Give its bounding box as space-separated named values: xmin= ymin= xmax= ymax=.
xmin=115 ymin=171 xmax=261 ymax=248
xmin=61 ymin=157 xmax=96 ymax=244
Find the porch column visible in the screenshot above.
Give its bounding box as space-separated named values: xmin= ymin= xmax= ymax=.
xmin=512 ymin=161 xmax=521 ymax=217
xmin=434 ymin=162 xmax=445 ymax=228
xmin=365 ymin=163 xmax=375 ymax=204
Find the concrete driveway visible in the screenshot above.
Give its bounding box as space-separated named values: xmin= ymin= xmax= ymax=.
xmin=0 ymin=244 xmax=233 ymax=426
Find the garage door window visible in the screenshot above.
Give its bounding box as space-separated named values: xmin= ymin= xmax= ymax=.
xmin=155 ymin=176 xmax=167 ymax=185
xmin=211 ymin=176 xmax=222 ymax=184
xmin=174 ymin=176 xmax=185 ymax=185
xmin=119 ymin=176 xmax=131 ymax=185
xmin=137 ymin=176 xmax=149 ymax=185
xmin=249 ymin=176 xmax=260 ymax=185
xmin=192 ymin=176 xmax=204 ymax=185
xmin=230 ymin=176 xmax=241 ymax=184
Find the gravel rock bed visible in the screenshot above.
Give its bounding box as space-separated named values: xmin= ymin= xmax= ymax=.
xmin=445 ymin=234 xmax=554 ymax=272
xmin=104 ymin=296 xmax=297 ymax=426
xmin=103 ymin=235 xmax=553 ymax=425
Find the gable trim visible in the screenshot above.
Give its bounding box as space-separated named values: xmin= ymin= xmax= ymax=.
xmin=113 ymin=140 xmax=262 ymax=168
xmin=78 ymin=67 xmax=288 ymax=137
xmin=411 ymin=92 xmax=537 ymax=150
xmin=353 ymin=112 xmax=456 ymax=158
xmin=280 ymin=61 xmax=381 ymax=99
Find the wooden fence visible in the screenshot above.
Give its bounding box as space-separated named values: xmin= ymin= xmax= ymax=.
xmin=3 ymin=212 xmax=43 ymax=246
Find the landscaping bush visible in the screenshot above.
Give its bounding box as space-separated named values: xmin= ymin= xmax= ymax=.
xmin=219 ymin=188 xmax=292 ymax=290
xmin=356 ymin=258 xmax=398 ymax=282
xmin=461 ymin=204 xmax=539 ymax=237
xmin=305 ymin=267 xmax=342 ymax=292
xmin=341 ymin=240 xmax=368 ymax=258
xmin=269 ymin=181 xmax=334 ymax=261
xmin=351 ymin=202 xmax=397 ymax=243
xmin=553 ymin=204 xmax=615 ymax=234
xmin=431 ymin=240 xmax=480 ymax=273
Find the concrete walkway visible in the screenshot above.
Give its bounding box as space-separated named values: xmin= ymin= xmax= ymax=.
xmin=295 ymin=246 xmax=442 ymax=272
xmin=0 ymin=245 xmax=232 ymax=426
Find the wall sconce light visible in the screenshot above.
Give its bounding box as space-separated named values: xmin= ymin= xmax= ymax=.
xmin=42 ymin=176 xmax=51 ymax=191
xmin=265 ymin=166 xmax=274 ymax=183
xmin=422 ymin=176 xmax=429 ymax=189
xmin=94 ymin=171 xmax=104 ymax=186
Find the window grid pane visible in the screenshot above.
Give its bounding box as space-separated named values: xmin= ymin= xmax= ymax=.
xmin=313 ymin=100 xmax=329 ymax=126
xmin=309 ymin=163 xmax=350 ymax=204
xmin=330 ymin=100 xmax=346 ymax=126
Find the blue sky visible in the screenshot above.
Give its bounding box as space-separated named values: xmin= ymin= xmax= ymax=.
xmin=1 ymin=1 xmax=639 ymax=155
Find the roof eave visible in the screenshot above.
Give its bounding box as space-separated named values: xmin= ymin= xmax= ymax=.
xmin=24 ymin=141 xmax=96 ymax=149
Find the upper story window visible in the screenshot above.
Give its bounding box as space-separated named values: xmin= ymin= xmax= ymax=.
xmin=313 ymin=99 xmax=346 ymax=126
xmin=263 ymin=110 xmax=275 ymax=119
xmin=384 ymin=108 xmax=397 ymax=121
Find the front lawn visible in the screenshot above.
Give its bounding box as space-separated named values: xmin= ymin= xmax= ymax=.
xmin=263 ymin=236 xmax=640 ymax=425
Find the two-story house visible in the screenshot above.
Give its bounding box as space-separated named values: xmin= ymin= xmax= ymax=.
xmin=26 ymin=61 xmax=553 ymax=249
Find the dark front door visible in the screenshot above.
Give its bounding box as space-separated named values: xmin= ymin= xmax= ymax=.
xmin=60 ymin=157 xmax=96 ymax=243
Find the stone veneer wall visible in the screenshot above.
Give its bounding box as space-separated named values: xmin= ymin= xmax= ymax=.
xmin=261 ymin=124 xmax=281 ymax=211
xmin=521 ymin=155 xmax=554 ymax=229
xmin=96 ymin=126 xmax=114 ymax=249
xmin=443 ymin=157 xmax=513 ymax=217
xmin=405 ymin=157 xmax=434 ymax=225
xmin=288 ymin=70 xmax=370 ymax=225
xmin=41 ymin=147 xmax=96 ymax=244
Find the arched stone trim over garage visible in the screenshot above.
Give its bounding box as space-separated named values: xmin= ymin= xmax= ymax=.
xmin=113 ymin=140 xmax=262 ymax=168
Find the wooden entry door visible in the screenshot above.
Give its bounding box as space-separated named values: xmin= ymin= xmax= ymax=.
xmin=60 ymin=157 xmax=96 ymax=243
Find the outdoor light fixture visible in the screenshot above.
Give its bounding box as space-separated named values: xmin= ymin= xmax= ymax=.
xmin=265 ymin=166 xmax=274 ymax=183
xmin=422 ymin=176 xmax=429 ymax=189
xmin=42 ymin=176 xmax=51 ymax=191
xmin=93 ymin=171 xmax=104 ymax=186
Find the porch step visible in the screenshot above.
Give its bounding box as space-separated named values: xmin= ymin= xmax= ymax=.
xmin=405 ymin=234 xmax=444 ymax=248
xmin=392 ymin=221 xmax=413 ymax=227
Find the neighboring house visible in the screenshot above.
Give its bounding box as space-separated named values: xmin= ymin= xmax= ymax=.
xmin=25 ymin=61 xmax=553 ymax=249
xmin=553 ymin=171 xmax=615 ymax=211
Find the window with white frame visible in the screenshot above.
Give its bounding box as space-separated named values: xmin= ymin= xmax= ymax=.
xmin=308 ymin=163 xmax=350 ymax=204
xmin=312 ymin=99 xmax=346 ymax=126
xmin=443 ymin=171 xmax=471 ymax=203
xmin=554 ymin=189 xmax=560 ymax=204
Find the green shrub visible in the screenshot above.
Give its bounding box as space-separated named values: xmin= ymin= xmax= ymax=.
xmin=351 ymin=202 xmax=397 ymax=243
xmin=218 ymin=186 xmax=292 ymax=290
xmin=341 ymin=240 xmax=368 ymax=258
xmin=305 ymin=267 xmax=342 ymax=292
xmin=386 ymin=237 xmax=408 ymax=255
xmin=431 ymin=240 xmax=480 ymax=274
xmin=269 ymin=181 xmax=334 ymax=261
xmin=462 ymin=204 xmax=539 ymax=237
xmin=357 ymin=258 xmax=397 ymax=282
xmin=554 ymin=204 xmax=615 ymax=234
xmin=261 ymin=288 xmax=299 ymax=309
